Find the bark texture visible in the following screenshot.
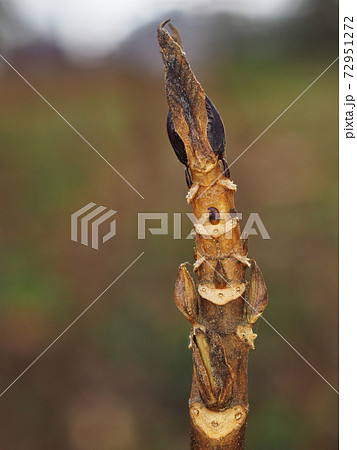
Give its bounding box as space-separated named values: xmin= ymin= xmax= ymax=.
xmin=158 ymin=20 xmax=268 ymax=449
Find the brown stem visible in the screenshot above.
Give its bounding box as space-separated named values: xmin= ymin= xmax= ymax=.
xmin=158 ymin=20 xmax=268 ymax=449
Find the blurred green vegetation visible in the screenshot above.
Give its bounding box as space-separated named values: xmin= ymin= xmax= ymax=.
xmin=0 ymin=22 xmax=337 ymax=450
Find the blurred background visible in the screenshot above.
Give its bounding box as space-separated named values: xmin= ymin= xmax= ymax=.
xmin=0 ymin=0 xmax=338 ymax=448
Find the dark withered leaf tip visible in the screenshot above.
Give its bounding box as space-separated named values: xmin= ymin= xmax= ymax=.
xmin=158 ymin=18 xmax=171 ymax=32
xmin=158 ymin=19 xmax=183 ymax=49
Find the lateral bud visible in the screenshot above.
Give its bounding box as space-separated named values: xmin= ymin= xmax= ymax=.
xmin=245 ymin=260 xmax=268 ymax=325
xmin=174 ymin=263 xmax=199 ymax=325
